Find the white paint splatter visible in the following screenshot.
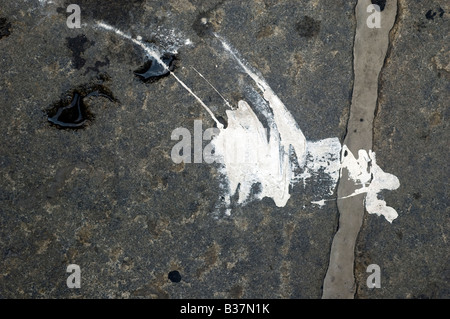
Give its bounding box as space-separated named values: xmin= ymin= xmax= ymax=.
xmin=95 ymin=21 xmax=222 ymax=128
xmin=340 ymin=146 xmax=400 ymax=223
xmin=209 ymin=37 xmax=343 ymax=210
xmin=94 ymin=22 xmax=399 ymax=222
xmin=153 ymin=26 xmax=193 ymax=54
xmin=215 ymin=35 xmax=308 ymax=168
xmin=38 ymin=0 xmax=53 ymax=5
xmin=213 ymin=100 xmax=294 ymax=207
xmin=311 ymin=199 xmax=327 ymax=207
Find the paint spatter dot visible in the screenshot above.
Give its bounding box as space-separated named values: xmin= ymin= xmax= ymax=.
xmin=168 ymin=270 xmax=182 ymax=283
xmin=0 ymin=17 xmax=12 ymax=39
xmin=134 ymin=53 xmax=176 ymax=83
xmin=360 ymin=118 xmax=364 ymax=122
xmin=412 ymin=192 xmax=422 ymax=199
xmin=344 ymin=150 xmax=348 ymax=157
xmin=296 ymin=16 xmax=321 ymax=38
xmin=192 ymin=7 xmax=220 ymax=38
xmin=426 ymin=10 xmax=437 ymax=20
xmin=371 ymin=0 xmax=386 ymax=11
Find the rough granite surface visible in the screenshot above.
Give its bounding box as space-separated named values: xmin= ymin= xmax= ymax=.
xmin=0 ymin=0 xmax=448 ymax=298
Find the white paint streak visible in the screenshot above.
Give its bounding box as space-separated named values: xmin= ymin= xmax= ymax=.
xmin=192 ymin=67 xmax=233 ymax=109
xmin=311 ymin=199 xmax=327 ymax=207
xmin=215 ymin=34 xmax=307 ymax=167
xmin=38 ymin=0 xmax=53 ymax=5
xmin=210 ymin=37 xmax=341 ymax=209
xmin=95 ymin=21 xmax=222 ymax=128
xmin=340 ymin=146 xmax=400 ymax=222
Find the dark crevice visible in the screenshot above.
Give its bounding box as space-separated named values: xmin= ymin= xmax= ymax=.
xmin=371 ymin=0 xmax=386 ymax=11
xmin=354 ymin=1 xmax=401 ymax=300
xmin=339 ymin=1 xmax=358 ymax=146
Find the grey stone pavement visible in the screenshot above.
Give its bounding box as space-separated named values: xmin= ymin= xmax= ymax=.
xmin=0 ymin=0 xmax=448 ymax=298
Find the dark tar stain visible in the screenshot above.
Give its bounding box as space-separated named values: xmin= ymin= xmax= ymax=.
xmin=66 ymin=34 xmax=95 ymax=70
xmin=0 ymin=17 xmax=11 ymax=39
xmin=48 ymin=92 xmax=88 ymax=128
xmin=47 ymin=83 xmax=116 ymax=129
xmin=134 ymin=53 xmax=176 ymax=83
xmin=296 ymin=16 xmax=321 ymax=38
xmin=168 ymin=270 xmax=182 ymax=283
xmin=371 ymin=0 xmax=386 ymax=12
xmin=426 ymin=10 xmax=437 ymax=20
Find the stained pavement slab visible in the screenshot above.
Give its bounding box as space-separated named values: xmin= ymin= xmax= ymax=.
xmin=0 ymin=0 xmax=448 ymax=299
xmin=354 ymin=1 xmax=449 ymax=298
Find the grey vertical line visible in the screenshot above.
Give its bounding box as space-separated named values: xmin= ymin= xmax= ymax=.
xmin=322 ymin=0 xmax=398 ymax=299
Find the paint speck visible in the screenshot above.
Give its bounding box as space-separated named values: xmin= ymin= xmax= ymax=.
xmin=426 ymin=10 xmax=437 ymax=20
xmin=0 ymin=17 xmax=11 ymax=39
xmin=297 ymin=138 xmax=342 ymax=195
xmin=168 ymin=270 xmax=182 ymax=283
xmin=311 ymin=199 xmax=327 ymax=207
xmin=136 ymin=35 xmax=142 ymax=41
xmin=193 ymin=13 xmax=215 ymax=38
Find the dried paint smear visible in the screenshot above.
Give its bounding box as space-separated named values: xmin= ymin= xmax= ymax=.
xmin=340 ymin=146 xmax=400 ymax=223
xmin=94 ymin=22 xmax=400 ymax=222
xmin=211 ymin=37 xmax=343 ymax=213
